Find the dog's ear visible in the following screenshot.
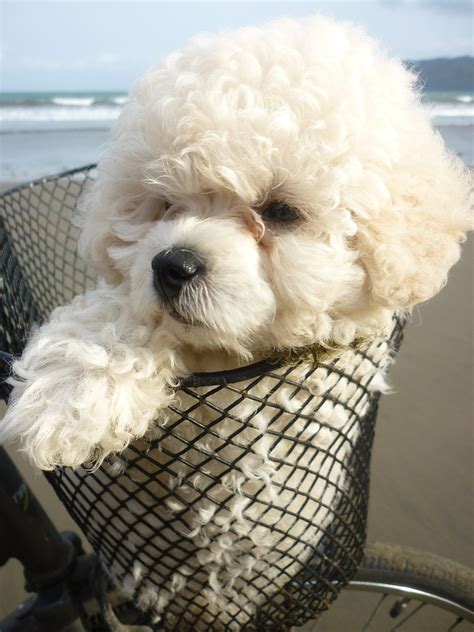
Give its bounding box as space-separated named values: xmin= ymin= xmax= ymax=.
xmin=352 ymin=140 xmax=472 ymax=312
xmin=77 ymin=177 xmax=163 ymax=284
xmin=77 ymin=177 xmax=127 ymax=284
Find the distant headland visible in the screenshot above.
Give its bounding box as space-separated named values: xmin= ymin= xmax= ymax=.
xmin=404 ymin=57 xmax=474 ymax=92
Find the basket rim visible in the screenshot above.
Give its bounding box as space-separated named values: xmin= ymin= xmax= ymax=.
xmin=178 ymin=356 xmax=284 ymax=388
xmin=1 ymin=349 xmax=286 ymax=390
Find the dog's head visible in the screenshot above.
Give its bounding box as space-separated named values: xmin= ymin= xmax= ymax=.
xmin=79 ymin=16 xmax=471 ymax=358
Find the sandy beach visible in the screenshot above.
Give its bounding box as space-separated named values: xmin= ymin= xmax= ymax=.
xmin=0 ymin=176 xmax=472 ymax=629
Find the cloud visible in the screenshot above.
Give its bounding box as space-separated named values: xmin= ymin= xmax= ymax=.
xmin=19 ymin=53 xmax=126 ymax=72
xmin=408 ymin=37 xmax=474 ymax=58
xmin=96 ymin=53 xmax=121 ymax=66
xmin=423 ymin=1 xmax=472 ymax=13
xmin=380 ymin=0 xmax=471 ymax=13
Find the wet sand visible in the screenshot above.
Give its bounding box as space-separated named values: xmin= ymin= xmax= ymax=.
xmin=0 ymin=176 xmax=472 ymax=627
xmin=369 ymin=234 xmax=473 ymax=568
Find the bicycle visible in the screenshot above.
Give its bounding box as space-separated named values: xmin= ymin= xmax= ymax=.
xmin=0 ymin=166 xmax=472 ymax=632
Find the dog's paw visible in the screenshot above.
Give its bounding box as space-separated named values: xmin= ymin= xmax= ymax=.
xmin=0 ymin=289 xmax=177 ymax=470
xmin=1 ymin=333 xmax=174 ymax=469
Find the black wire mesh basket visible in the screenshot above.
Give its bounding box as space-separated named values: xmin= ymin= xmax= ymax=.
xmin=0 ymin=167 xmax=404 ymax=631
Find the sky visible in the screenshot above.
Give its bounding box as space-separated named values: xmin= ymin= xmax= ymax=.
xmin=1 ymin=0 xmax=473 ymax=92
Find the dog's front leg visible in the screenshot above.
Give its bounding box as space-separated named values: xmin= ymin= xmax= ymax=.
xmin=0 ymin=283 xmax=177 ymax=470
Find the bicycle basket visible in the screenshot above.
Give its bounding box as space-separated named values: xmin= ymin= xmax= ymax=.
xmin=0 ymin=167 xmax=404 ymax=631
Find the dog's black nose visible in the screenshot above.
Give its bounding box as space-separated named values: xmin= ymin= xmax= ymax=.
xmin=152 ymin=249 xmax=203 ymax=300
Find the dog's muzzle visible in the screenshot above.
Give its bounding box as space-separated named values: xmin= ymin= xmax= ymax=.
xmin=152 ymin=248 xmax=204 ymax=302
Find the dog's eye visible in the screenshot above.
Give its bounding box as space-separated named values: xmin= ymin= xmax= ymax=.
xmin=164 ymin=200 xmax=172 ymax=211
xmin=262 ymin=202 xmax=299 ymax=223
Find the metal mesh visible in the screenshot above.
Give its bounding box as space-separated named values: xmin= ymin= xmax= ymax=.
xmin=0 ymin=165 xmax=97 ymax=356
xmin=0 ymin=167 xmax=404 ymax=631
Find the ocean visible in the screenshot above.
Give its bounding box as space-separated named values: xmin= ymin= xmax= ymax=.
xmin=0 ymin=90 xmax=472 ymax=185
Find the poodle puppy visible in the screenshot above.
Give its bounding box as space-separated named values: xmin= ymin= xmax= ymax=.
xmin=1 ymin=15 xmax=471 ymax=629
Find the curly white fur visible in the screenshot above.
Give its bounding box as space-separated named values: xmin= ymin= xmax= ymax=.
xmin=1 ymin=14 xmax=472 ymax=629
xmin=3 ymin=284 xmax=181 ymax=468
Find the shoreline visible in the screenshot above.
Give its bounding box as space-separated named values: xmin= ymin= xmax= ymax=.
xmin=1 ymin=120 xmax=472 ymax=186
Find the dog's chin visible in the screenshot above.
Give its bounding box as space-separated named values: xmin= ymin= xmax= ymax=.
xmin=168 ymin=306 xmax=193 ymax=326
xmin=159 ymin=304 xmax=259 ymax=359
xmin=162 ymin=303 xmax=206 ymax=329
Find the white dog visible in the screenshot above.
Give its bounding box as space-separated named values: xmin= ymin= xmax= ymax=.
xmin=1 ymin=15 xmax=471 ymax=630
